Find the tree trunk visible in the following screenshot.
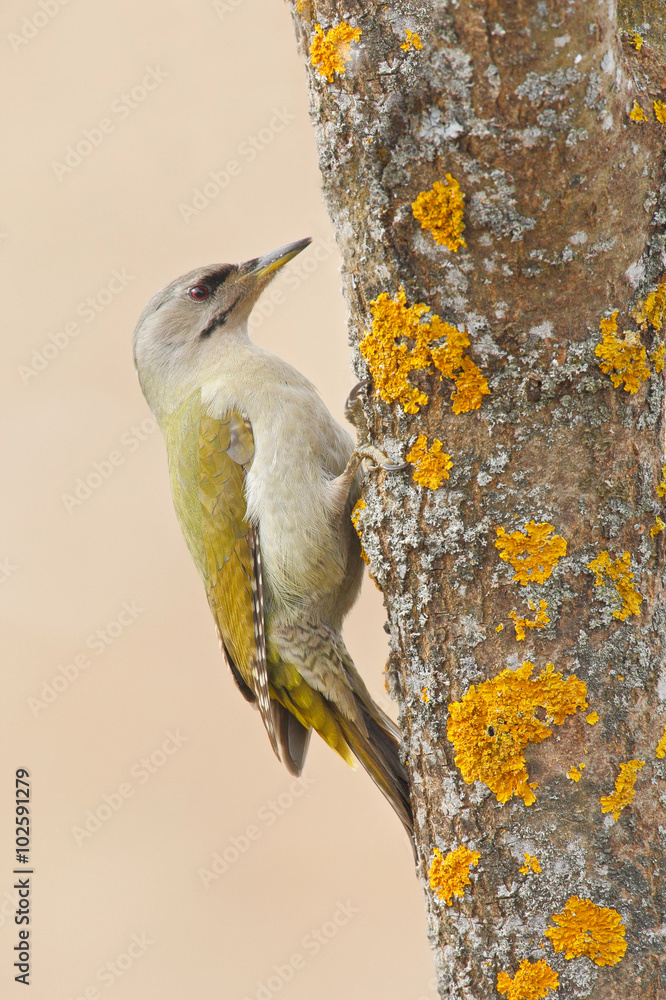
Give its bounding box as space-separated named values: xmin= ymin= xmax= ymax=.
xmin=286 ymin=2 xmax=666 ymax=998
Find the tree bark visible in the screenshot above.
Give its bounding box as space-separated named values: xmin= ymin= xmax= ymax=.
xmin=286 ymin=2 xmax=666 ymax=998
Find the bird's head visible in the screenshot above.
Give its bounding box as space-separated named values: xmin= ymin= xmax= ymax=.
xmin=133 ymin=237 xmax=311 ymax=406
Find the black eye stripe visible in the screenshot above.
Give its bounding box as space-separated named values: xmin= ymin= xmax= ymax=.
xmin=199 ymin=295 xmax=241 ymax=339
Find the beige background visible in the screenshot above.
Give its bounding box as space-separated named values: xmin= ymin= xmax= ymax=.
xmin=1 ymin=1 xmax=435 ymax=997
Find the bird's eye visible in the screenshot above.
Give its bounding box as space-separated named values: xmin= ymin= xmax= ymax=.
xmin=189 ymin=284 xmax=210 ymax=301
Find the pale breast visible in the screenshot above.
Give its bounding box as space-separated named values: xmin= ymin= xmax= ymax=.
xmin=203 ymin=348 xmax=358 ymax=622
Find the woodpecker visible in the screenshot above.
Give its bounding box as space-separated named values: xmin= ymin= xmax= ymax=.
xmin=133 ymin=238 xmax=413 ymax=839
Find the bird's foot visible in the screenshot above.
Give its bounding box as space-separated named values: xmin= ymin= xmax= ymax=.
xmin=341 ymin=446 xmax=408 ymax=485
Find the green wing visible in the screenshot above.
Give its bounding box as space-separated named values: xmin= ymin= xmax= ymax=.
xmin=165 ymin=393 xmax=279 ymax=758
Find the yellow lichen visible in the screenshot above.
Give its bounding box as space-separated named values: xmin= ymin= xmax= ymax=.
xmin=400 ymin=28 xmax=422 ymax=51
xmin=650 ymin=516 xmax=665 ymax=538
xmin=658 ymin=464 xmax=666 ymax=497
xmin=351 ymin=497 xmax=369 ymax=565
xmin=587 ymin=550 xmax=643 ymax=621
xmin=629 ymin=101 xmax=647 ymax=122
xmin=421 ymin=687 xmax=429 ymax=703
xmin=656 ymin=725 xmax=666 ymax=758
xmin=497 ymin=959 xmax=559 ymax=1000
xmin=495 ymin=521 xmax=567 ymax=585
xmin=310 ymin=22 xmax=361 ymax=82
xmin=406 ymin=435 xmax=453 ymax=489
xmin=634 ymin=281 xmax=666 ymax=332
xmin=359 ymin=287 xmax=489 ymax=415
xmin=546 ymin=897 xmax=627 ymax=966
xmin=519 ymin=853 xmax=542 ymax=875
xmin=600 ymin=759 xmax=645 ymax=820
xmin=496 ymin=623 xmax=505 ymax=633
xmin=630 ymin=33 xmax=643 ymax=51
xmin=429 ymin=845 xmax=480 ymax=905
xmin=447 ymin=661 xmax=588 ymax=806
xmin=449 ymin=354 xmax=491 ymax=414
xmin=650 ymin=344 xmax=665 ymax=373
xmin=412 ymin=175 xmax=467 ymax=252
xmin=654 ymin=100 xmax=666 ymax=124
xmin=509 ymin=600 xmax=550 ymax=641
xmin=567 ymin=762 xmax=586 ymax=781
xmin=595 ymin=311 xmax=651 ymax=392
xmin=586 ymin=711 xmax=599 ymax=725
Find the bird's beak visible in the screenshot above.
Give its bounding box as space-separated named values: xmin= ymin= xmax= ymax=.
xmin=239 ymin=237 xmax=312 ymax=280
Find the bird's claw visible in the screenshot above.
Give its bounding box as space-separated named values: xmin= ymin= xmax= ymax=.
xmin=345 ymin=379 xmax=371 ymax=407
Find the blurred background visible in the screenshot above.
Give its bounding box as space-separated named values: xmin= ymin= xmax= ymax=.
xmin=0 ymin=2 xmax=434 ymax=997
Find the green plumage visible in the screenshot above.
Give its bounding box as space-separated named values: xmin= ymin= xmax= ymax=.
xmin=163 ymin=392 xmax=356 ymax=765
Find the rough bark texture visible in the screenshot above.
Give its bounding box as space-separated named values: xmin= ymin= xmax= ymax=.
xmin=286 ymin=2 xmax=666 ymax=998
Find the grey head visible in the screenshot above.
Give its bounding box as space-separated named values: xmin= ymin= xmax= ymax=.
xmin=132 ymin=237 xmax=311 ymax=404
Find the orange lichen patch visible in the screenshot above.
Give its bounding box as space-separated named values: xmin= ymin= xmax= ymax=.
xmin=567 ymin=762 xmax=586 ymax=781
xmin=546 ymin=897 xmax=627 ymax=966
xmin=447 ymin=661 xmax=588 ymax=806
xmin=654 ymin=100 xmax=666 ymax=124
xmin=519 ymin=853 xmax=542 ymax=875
xmin=495 ymin=521 xmax=567 ymax=585
xmin=310 ymin=22 xmax=361 ymax=82
xmin=629 ymin=101 xmax=648 ymax=122
xmin=509 ymin=600 xmax=550 ymax=641
xmin=429 ymin=845 xmax=480 ymax=905
xmin=600 ymin=759 xmax=645 ymax=820
xmin=587 ymin=550 xmax=643 ymax=621
xmin=634 ymin=281 xmax=666 ymax=332
xmin=595 ymin=311 xmax=651 ymax=392
xmin=630 ymin=33 xmax=643 ymax=51
xmin=412 ymin=175 xmax=467 ymax=252
xmin=497 ymin=959 xmax=558 ymax=1000
xmin=658 ymin=464 xmax=666 ymax=498
xmin=421 ymin=687 xmax=429 ymax=703
xmin=400 ymin=28 xmax=422 ymax=51
xmin=406 ymin=435 xmax=453 ymax=489
xmin=650 ymin=516 xmax=665 ymax=538
xmin=351 ymin=497 xmax=369 ymax=565
xmin=448 ymin=354 xmax=491 ymax=413
xmin=656 ymin=725 xmax=666 ymax=758
xmin=496 ymin=623 xmax=505 ymax=633
xmin=586 ymin=711 xmax=599 ymax=725
xmin=359 ymin=287 xmax=489 ymax=415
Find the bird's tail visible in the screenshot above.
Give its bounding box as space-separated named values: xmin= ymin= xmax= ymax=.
xmin=337 ymin=700 xmax=414 ymax=842
xmin=269 ymin=630 xmax=413 ymax=844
